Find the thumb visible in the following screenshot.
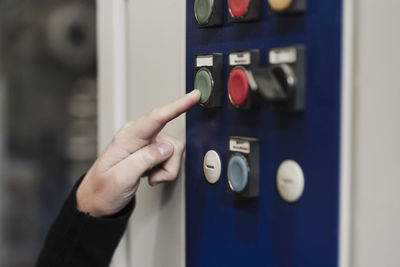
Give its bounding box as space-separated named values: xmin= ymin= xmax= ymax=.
xmin=113 ymin=141 xmax=174 ymax=184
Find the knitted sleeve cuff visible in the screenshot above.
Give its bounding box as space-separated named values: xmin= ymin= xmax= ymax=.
xmin=35 ymin=175 xmax=135 ymax=267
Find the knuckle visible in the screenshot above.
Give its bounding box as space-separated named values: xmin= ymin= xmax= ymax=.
xmin=160 ymin=171 xmax=175 ymax=182
xmin=125 ymin=121 xmax=135 ymax=128
xmin=175 ymin=141 xmax=185 ymax=154
xmin=111 ymin=135 xmax=120 ymax=145
xmin=148 ymin=108 xmax=164 ymax=126
xmin=167 ymin=136 xmax=185 ymax=152
xmin=166 ymin=168 xmax=180 ymax=181
xmin=172 ymin=168 xmax=181 ymax=179
xmin=115 ymin=122 xmax=134 ymax=140
xmin=112 ymin=174 xmax=127 ymax=190
xmin=159 ymin=136 xmax=185 ymax=154
xmin=111 ymin=133 xmax=125 ymax=147
xmin=164 ymin=174 xmax=175 ymax=182
xmin=149 ymin=107 xmax=160 ymax=117
xmin=121 ymin=122 xmax=129 ymax=130
xmin=107 ymin=169 xmax=129 ymax=190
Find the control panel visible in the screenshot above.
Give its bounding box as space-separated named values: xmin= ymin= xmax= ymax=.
xmin=186 ymin=1 xmax=342 ymax=266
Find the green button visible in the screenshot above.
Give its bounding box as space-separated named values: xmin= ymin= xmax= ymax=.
xmin=194 ymin=0 xmax=213 ymax=25
xmin=195 ymin=69 xmax=213 ymax=104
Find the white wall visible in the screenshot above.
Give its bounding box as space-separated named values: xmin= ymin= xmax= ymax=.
xmin=97 ymin=1 xmax=130 ymax=266
xmin=125 ymin=1 xmax=186 ymax=266
xmin=97 ymin=0 xmax=187 ymax=266
xmin=350 ymin=0 xmax=400 ymax=266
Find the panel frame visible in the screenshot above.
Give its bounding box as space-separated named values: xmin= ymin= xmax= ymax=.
xmin=185 ymin=1 xmax=346 ymax=266
xmin=97 ymin=0 xmax=130 ymax=266
xmin=339 ymin=0 xmax=355 ymax=266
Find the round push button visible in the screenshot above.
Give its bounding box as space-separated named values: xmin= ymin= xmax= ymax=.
xmin=276 ymin=160 xmax=305 ymax=202
xmin=194 ymin=0 xmax=214 ymax=25
xmin=268 ymin=0 xmax=293 ymax=12
xmin=228 ymin=67 xmax=249 ymax=106
xmin=195 ymin=68 xmax=213 ymax=105
xmin=203 ymin=150 xmax=222 ymax=184
xmin=228 ymin=155 xmax=249 ymax=193
xmin=228 ymin=0 xmax=250 ymax=18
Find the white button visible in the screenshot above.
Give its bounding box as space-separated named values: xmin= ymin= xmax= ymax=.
xmin=203 ymin=150 xmax=222 ymax=184
xmin=276 ymin=160 xmax=305 ymax=202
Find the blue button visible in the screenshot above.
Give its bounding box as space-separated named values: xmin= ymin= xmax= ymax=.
xmin=228 ymin=155 xmax=248 ymax=193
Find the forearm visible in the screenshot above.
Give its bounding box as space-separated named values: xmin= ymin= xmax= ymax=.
xmin=35 ymin=176 xmax=135 ymax=267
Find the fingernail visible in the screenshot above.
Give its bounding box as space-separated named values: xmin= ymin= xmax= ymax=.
xmin=156 ymin=141 xmax=174 ymax=157
xmin=189 ymin=89 xmax=201 ymax=97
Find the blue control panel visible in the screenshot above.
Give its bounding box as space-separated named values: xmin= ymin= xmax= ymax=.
xmin=186 ymin=1 xmax=342 ymax=266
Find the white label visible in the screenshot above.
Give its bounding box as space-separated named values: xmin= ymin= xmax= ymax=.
xmin=196 ymin=55 xmax=214 ymax=67
xmin=229 ymin=139 xmax=251 ymax=154
xmin=269 ymin=47 xmax=297 ymax=64
xmin=229 ymin=52 xmax=251 ymax=66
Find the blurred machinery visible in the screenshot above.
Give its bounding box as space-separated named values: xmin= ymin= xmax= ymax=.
xmin=0 ymin=1 xmax=96 ymax=266
xmin=66 ymin=77 xmax=97 ymax=180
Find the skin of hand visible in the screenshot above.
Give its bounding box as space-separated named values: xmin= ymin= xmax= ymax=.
xmin=76 ymin=90 xmax=201 ymax=217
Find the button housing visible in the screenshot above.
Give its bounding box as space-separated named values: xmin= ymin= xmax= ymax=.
xmin=227 ymin=50 xmax=260 ymax=109
xmin=266 ymin=45 xmax=306 ymax=111
xmin=227 ymin=136 xmax=259 ymax=198
xmin=250 ymin=45 xmax=306 ymax=111
xmin=194 ymin=0 xmax=224 ymax=28
xmin=268 ymin=0 xmax=307 ymax=15
xmin=194 ymin=53 xmax=223 ymax=107
xmin=228 ymin=0 xmax=261 ymax=22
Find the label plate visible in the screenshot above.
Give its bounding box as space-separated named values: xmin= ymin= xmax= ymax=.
xmin=229 ymin=139 xmax=251 ymax=154
xmin=269 ymin=47 xmax=297 ymax=64
xmin=196 ymin=55 xmax=214 ymax=67
xmin=229 ymin=52 xmax=251 ymax=66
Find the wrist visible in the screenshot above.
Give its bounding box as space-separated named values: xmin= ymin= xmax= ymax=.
xmin=76 ymin=178 xmax=104 ymax=218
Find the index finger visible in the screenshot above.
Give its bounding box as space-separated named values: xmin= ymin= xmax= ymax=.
xmin=131 ymin=89 xmax=201 ymax=140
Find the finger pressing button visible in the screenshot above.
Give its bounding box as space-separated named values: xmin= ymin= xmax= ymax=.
xmin=195 ymin=68 xmax=214 ymax=105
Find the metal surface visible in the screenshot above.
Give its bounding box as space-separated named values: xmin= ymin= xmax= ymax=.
xmin=186 ymin=1 xmax=342 ymax=266
xmin=350 ymin=0 xmax=400 ymax=266
xmin=125 ymin=0 xmax=187 ymax=266
xmin=96 ymin=1 xmax=130 ymax=266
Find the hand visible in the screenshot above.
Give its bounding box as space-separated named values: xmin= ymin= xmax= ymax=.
xmin=76 ymin=90 xmax=201 ymax=217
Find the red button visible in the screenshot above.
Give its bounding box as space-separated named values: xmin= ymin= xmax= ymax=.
xmin=228 ymin=0 xmax=250 ymax=18
xmin=228 ymin=67 xmax=249 ymax=106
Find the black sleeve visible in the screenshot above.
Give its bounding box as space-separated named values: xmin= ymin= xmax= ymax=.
xmin=35 ymin=176 xmax=135 ymax=267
